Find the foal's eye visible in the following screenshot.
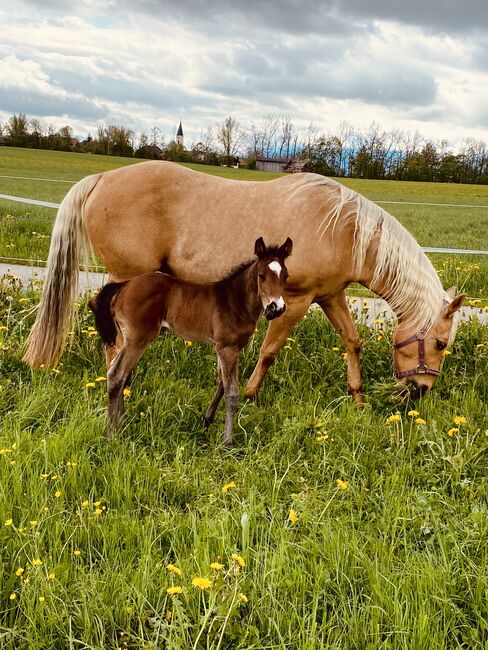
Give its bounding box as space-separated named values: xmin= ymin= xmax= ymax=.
xmin=258 ymin=272 xmax=265 ymax=280
xmin=436 ymin=340 xmax=447 ymax=351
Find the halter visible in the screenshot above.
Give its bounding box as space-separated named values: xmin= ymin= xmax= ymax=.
xmin=393 ymin=329 xmax=440 ymax=379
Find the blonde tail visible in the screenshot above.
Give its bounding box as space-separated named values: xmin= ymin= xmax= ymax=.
xmin=23 ymin=173 xmax=102 ymax=368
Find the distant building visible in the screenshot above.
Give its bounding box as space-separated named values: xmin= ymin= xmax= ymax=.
xmin=176 ymin=121 xmax=184 ymax=146
xmin=256 ymin=156 xmax=312 ymax=173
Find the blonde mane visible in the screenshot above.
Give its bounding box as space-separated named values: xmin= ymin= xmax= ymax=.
xmin=293 ymin=175 xmax=449 ymax=331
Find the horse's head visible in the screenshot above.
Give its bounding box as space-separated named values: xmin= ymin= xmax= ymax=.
xmin=393 ymin=287 xmax=465 ymax=396
xmin=254 ymin=236 xmax=293 ymax=320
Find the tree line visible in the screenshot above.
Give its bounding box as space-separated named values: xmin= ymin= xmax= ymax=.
xmin=2 ymin=112 xmax=487 ymax=184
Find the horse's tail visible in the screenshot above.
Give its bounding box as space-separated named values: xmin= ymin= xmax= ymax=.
xmin=88 ymin=282 xmax=125 ymax=347
xmin=23 ymin=173 xmax=103 ymax=368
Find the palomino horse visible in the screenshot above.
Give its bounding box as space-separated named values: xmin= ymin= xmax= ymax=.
xmin=24 ymin=162 xmax=465 ymax=399
xmin=88 ymin=237 xmax=292 ymax=447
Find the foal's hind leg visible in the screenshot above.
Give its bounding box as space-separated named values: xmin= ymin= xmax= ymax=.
xmin=316 ymin=292 xmax=364 ymax=404
xmin=245 ymin=295 xmax=313 ymax=399
xmin=203 ymin=359 xmax=224 ymax=429
xmin=217 ymin=346 xmax=240 ymax=448
xmin=106 ymin=341 xmax=147 ymax=436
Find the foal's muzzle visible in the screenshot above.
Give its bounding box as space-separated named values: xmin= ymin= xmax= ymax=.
xmin=265 ymin=302 xmax=286 ymax=320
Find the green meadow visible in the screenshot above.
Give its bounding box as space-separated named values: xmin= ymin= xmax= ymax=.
xmin=0 ymin=147 xmax=486 ymax=298
xmin=0 ymin=277 xmax=487 ymax=649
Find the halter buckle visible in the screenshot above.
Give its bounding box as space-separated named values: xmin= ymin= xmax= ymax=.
xmin=416 ymin=364 xmax=428 ymax=374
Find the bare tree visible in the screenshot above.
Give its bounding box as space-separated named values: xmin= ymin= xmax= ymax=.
xmin=216 ymin=116 xmax=244 ymax=165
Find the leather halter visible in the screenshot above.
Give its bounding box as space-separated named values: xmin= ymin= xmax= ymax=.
xmin=393 ymin=330 xmax=440 ymax=379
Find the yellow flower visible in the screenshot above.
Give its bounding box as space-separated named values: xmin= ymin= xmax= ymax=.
xmin=85 ymin=382 xmax=96 ymax=389
xmin=332 ymin=347 xmax=339 ymax=352
xmin=48 ymin=572 xmax=55 ymax=580
xmin=289 ymin=509 xmax=299 ymax=524
xmin=167 ymin=564 xmax=182 ymax=576
xmin=166 ymin=586 xmax=183 ymax=595
xmin=81 ymin=500 xmax=89 ymax=508
xmin=40 ymin=473 xmax=49 ymax=479
xmin=39 ymin=596 xmax=45 ymax=603
xmin=484 ymin=430 xmax=488 ymax=436
xmin=123 ymin=387 xmax=131 ymax=397
xmin=9 ymin=593 xmax=16 ymax=601
xmin=94 ymin=508 xmax=103 ymax=517
xmin=407 ymin=410 xmax=420 ymax=417
xmin=95 ymin=376 xmax=106 ymax=382
xmin=54 ymin=490 xmax=62 ymax=498
xmin=231 ymin=553 xmax=245 ymax=568
xmin=94 ymin=501 xmax=101 ymax=507
xmin=336 ymin=479 xmax=349 ymax=490
xmin=4 ymin=518 xmax=13 ymax=526
xmin=316 ymin=434 xmax=329 ymax=442
xmin=238 ymin=593 xmax=248 ymax=603
xmin=447 ymin=428 xmax=459 ymax=436
xmin=442 ymin=350 xmax=451 ymax=357
xmin=222 ymin=481 xmax=236 ymax=494
xmin=210 ymin=562 xmax=224 ymax=570
xmin=415 ymin=417 xmax=426 ymax=425
xmin=185 ymin=340 xmax=193 ymax=347
xmin=30 ymin=520 xmax=38 ymax=526
xmin=191 ymin=576 xmax=212 ymax=590
xmin=386 ymin=414 xmax=401 ymax=424
xmin=74 ymin=550 xmax=81 ymax=556
xmin=15 ymin=567 xmax=24 ymax=576
xmin=453 ymin=416 xmax=467 ymax=426
xmin=342 ymin=352 xmax=348 ymax=360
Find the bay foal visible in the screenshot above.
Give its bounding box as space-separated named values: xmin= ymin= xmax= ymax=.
xmin=89 ymin=237 xmax=292 ymax=447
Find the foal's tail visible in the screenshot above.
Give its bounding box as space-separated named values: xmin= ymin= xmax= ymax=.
xmin=88 ymin=282 xmax=125 ymax=347
xmin=23 ymin=173 xmax=103 ymax=368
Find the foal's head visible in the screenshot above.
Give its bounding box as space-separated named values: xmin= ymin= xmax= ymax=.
xmin=254 ymin=236 xmax=293 ymax=320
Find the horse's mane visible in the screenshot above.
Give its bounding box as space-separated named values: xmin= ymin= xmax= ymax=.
xmin=219 ymin=259 xmax=255 ymax=283
xmin=292 ymin=175 xmax=451 ymax=331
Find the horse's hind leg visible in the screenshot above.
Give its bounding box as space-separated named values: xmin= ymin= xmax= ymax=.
xmin=244 ymin=295 xmax=312 ymax=400
xmin=217 ymin=346 xmax=240 ymax=449
xmin=316 ymin=292 xmax=364 ymax=404
xmin=203 ymin=359 xmax=224 ymax=429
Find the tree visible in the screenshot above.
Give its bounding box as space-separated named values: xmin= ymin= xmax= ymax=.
xmin=6 ymin=113 xmax=29 ymax=146
xmin=216 ymin=117 xmax=244 ymax=165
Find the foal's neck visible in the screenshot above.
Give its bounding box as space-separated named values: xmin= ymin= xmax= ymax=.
xmin=223 ymin=261 xmax=262 ymax=323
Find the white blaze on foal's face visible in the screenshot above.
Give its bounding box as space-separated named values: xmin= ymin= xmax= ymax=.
xmin=268 ymin=261 xmax=282 ymax=277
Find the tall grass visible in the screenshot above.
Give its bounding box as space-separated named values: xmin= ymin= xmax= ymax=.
xmin=1 ymin=279 xmax=487 ymax=648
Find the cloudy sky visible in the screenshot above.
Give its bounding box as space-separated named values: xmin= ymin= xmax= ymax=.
xmin=1 ymin=0 xmax=487 ymax=148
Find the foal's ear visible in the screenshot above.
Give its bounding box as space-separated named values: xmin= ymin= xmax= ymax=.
xmin=279 ymin=237 xmax=293 ymax=258
xmin=254 ymin=237 xmax=266 ymax=257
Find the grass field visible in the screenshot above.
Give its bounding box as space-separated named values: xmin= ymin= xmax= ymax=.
xmin=0 ymin=273 xmax=487 ymax=648
xmin=1 ymin=148 xmax=486 ymax=299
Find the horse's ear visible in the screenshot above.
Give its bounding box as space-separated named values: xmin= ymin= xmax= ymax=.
xmin=442 ymin=293 xmax=466 ymax=318
xmin=254 ymin=237 xmax=266 ymax=257
xmin=280 ymin=237 xmax=293 ymax=258
xmin=446 ymin=286 xmax=457 ymax=299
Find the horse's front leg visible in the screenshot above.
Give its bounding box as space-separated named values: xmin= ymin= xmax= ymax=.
xmin=217 ymin=346 xmax=240 ymax=449
xmin=203 ymin=360 xmax=224 ymax=429
xmin=244 ymin=295 xmax=313 ymax=400
xmin=316 ymin=292 xmax=364 ymax=404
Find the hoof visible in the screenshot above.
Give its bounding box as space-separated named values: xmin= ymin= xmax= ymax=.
xmin=203 ymin=414 xmax=212 ymax=430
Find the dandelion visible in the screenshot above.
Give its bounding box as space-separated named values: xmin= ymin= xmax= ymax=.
xmin=336 ymin=479 xmax=349 ymax=490
xmin=386 ymin=414 xmax=401 ymax=424
xmin=222 ymin=481 xmax=236 ymax=494
xmin=185 ymin=340 xmax=193 ymax=347
xmin=407 ymin=410 xmax=420 ymax=417
xmin=94 ymin=501 xmax=102 ymax=507
xmin=342 ymin=352 xmax=348 ymax=360
xmin=289 ymin=509 xmax=299 ymax=524
xmin=4 ymin=518 xmax=13 ymax=526
xmin=39 ymin=596 xmax=45 ymax=603
xmin=81 ymin=500 xmax=89 ymax=508
xmin=484 ymin=430 xmax=488 ymax=436
xmin=231 ymin=553 xmax=245 ymax=569
xmin=238 ymin=593 xmax=248 ymax=603
xmin=48 ymin=572 xmax=55 ymax=580
xmin=166 ymin=586 xmax=183 ymax=595
xmin=41 ymin=473 xmax=49 ymax=479
xmin=74 ymin=550 xmax=81 ymax=556
xmin=316 ymin=434 xmax=329 ymax=442
xmin=415 ymin=417 xmax=426 ymax=425
xmin=442 ymin=350 xmax=451 ymax=357
xmin=32 ymin=559 xmax=42 ymax=567
xmin=54 ymin=490 xmax=62 ymax=498
xmin=94 ymin=508 xmax=103 ymax=517
xmin=30 ymin=520 xmax=38 ymax=526
xmin=123 ymin=387 xmax=131 ymax=397
xmin=192 ymin=576 xmax=212 ymax=590
xmin=210 ymin=562 xmax=223 ymax=570
xmin=15 ymin=568 xmax=24 ymax=576
xmin=9 ymin=593 xmax=16 ymax=601
xmin=453 ymin=416 xmax=467 ymax=425
xmin=167 ymin=564 xmax=182 ymax=576
xmin=447 ymin=428 xmax=459 ymax=436
xmin=85 ymin=382 xmax=96 ymax=389
xmin=332 ymin=347 xmax=339 ymax=352
xmin=95 ymin=376 xmax=106 ymax=382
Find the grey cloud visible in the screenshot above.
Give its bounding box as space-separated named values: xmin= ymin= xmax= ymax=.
xmin=0 ymin=86 xmax=106 ymax=121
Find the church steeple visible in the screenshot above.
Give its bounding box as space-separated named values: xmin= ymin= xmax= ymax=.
xmin=176 ymin=121 xmax=184 ymax=146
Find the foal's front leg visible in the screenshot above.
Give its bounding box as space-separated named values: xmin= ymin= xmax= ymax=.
xmin=217 ymin=346 xmax=240 ymax=448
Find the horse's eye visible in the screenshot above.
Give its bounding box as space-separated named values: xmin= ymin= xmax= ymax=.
xmin=258 ymin=272 xmax=265 ymax=280
xmin=436 ymin=340 xmax=447 ymax=351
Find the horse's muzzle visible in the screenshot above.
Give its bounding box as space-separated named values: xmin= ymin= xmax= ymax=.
xmin=265 ymin=302 xmax=286 ymax=320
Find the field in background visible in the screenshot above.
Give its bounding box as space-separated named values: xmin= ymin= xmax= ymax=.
xmin=0 ymin=275 xmax=487 ymax=648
